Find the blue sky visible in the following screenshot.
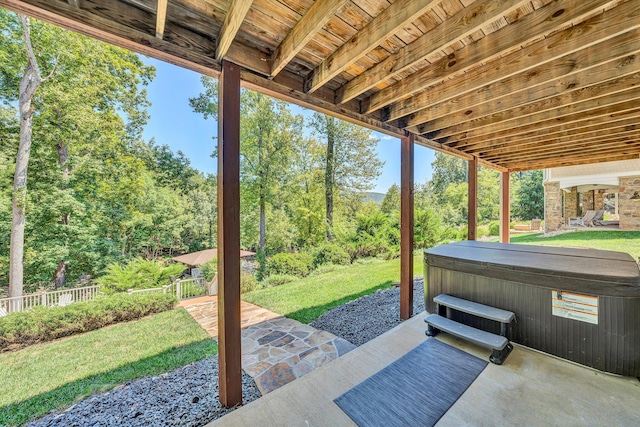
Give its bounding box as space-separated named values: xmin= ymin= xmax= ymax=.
xmin=141 ymin=58 xmax=435 ymax=193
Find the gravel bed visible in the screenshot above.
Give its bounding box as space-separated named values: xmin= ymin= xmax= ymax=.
xmin=310 ymin=278 xmax=425 ymax=346
xmin=26 ymin=279 xmax=424 ymax=426
xmin=27 ymin=356 xmax=261 ymax=427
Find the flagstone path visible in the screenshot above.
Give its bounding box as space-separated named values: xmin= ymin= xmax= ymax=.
xmin=179 ymin=296 xmax=356 ymax=394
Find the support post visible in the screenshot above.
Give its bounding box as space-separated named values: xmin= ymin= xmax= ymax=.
xmin=217 ymin=60 xmax=242 ymax=407
xmin=467 ymin=156 xmax=478 ymax=241
xmin=400 ymin=133 xmax=414 ymax=320
xmin=500 ymin=171 xmax=510 ymax=243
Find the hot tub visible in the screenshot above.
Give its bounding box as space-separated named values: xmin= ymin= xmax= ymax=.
xmin=424 ymin=241 xmax=640 ymax=377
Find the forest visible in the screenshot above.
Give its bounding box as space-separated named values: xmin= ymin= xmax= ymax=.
xmin=0 ymin=12 xmax=543 ymax=294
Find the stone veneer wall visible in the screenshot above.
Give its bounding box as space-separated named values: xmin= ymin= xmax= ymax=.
xmin=594 ymin=191 xmax=605 ymax=211
xmin=583 ymin=190 xmax=595 ymax=212
xmin=544 ymin=181 xmax=563 ymax=233
xmin=619 ymin=176 xmax=640 ymax=230
xmin=564 ymin=187 xmax=578 ymax=224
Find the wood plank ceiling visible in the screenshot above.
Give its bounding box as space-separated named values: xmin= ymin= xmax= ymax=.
xmin=3 ymin=0 xmax=640 ymax=171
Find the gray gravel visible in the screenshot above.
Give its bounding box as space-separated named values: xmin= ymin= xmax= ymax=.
xmin=26 ymin=279 xmax=424 ymax=426
xmin=27 ymin=356 xmax=261 ymax=427
xmin=310 ymin=277 xmax=425 ymax=346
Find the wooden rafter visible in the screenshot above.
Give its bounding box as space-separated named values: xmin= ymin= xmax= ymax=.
xmin=305 ymin=0 xmax=439 ymax=94
xmin=366 ymin=0 xmax=615 ymax=117
xmin=405 ymin=50 xmax=640 ymax=132
xmin=216 ymin=0 xmax=253 ymax=60
xmin=444 ymin=104 xmax=640 ymax=149
xmin=3 ymin=0 xmax=640 ymax=175
xmin=489 ymin=136 xmax=640 ymax=163
xmin=270 ymin=0 xmax=347 ymax=77
xmin=335 ymin=0 xmax=527 ymax=105
xmin=504 ymin=150 xmax=640 ymax=170
xmin=386 ymin=1 xmax=640 ymax=124
xmin=155 ymin=0 xmax=168 ymax=39
xmin=508 ymin=154 xmax=640 ymax=171
xmin=464 ymin=112 xmax=640 ymax=153
xmin=419 ymin=81 xmax=640 ymax=141
xmin=480 ymin=126 xmax=640 ymax=160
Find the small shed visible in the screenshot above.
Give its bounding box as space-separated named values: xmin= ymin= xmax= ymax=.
xmin=172 ymin=249 xmax=255 ymax=276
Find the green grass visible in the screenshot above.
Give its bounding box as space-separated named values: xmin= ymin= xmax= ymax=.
xmin=501 ymin=231 xmax=640 ymax=259
xmin=243 ymin=254 xmax=423 ymax=324
xmin=0 ymin=308 xmax=217 ymax=426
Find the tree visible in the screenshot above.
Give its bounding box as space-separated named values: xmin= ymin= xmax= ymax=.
xmin=190 ymin=77 xmax=304 ymax=278
xmin=2 ymin=14 xmax=51 ymax=301
xmin=311 ymin=114 xmax=383 ymax=240
xmin=380 ymin=183 xmax=400 ymax=214
xmin=512 ymin=170 xmax=544 ymax=220
xmin=0 ymin=10 xmax=154 ymax=288
xmin=430 ymin=152 xmax=467 ymax=205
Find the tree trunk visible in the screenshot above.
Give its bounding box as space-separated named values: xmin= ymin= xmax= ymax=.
xmin=9 ymin=15 xmax=44 ymax=306
xmin=54 ymin=121 xmax=69 ymax=288
xmin=54 ymin=261 xmax=67 ymax=289
xmin=325 ymin=117 xmax=335 ymax=241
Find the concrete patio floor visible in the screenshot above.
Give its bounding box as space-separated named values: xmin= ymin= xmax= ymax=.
xmin=209 ymin=311 xmax=640 ymax=426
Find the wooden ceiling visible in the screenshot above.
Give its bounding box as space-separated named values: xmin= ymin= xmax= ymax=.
xmin=3 ymin=0 xmax=640 ymax=171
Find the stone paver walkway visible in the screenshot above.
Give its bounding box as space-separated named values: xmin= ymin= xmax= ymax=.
xmin=179 ymin=296 xmax=356 ymax=394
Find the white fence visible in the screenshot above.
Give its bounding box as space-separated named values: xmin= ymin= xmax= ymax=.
xmin=127 ymin=277 xmax=208 ymax=300
xmin=0 ymin=277 xmax=210 ymax=317
xmin=0 ymin=285 xmax=100 ymax=314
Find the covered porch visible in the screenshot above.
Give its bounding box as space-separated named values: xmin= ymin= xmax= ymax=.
xmin=209 ymin=312 xmax=640 ymax=426
xmin=3 ymin=0 xmax=640 ymax=422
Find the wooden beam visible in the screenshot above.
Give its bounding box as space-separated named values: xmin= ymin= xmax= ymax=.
xmin=305 ymin=0 xmax=438 ymax=93
xmin=217 ymin=60 xmax=242 ymax=408
xmin=364 ymin=0 xmax=614 ymax=116
xmin=481 ymin=126 xmax=640 ymax=160
xmin=420 ymin=77 xmax=640 ymax=141
xmin=335 ymin=0 xmax=527 ymax=104
xmin=270 ymin=0 xmax=347 ymax=77
xmin=155 ymin=0 xmax=168 ymax=39
xmin=500 ymin=172 xmax=510 ymax=244
xmin=494 ymin=139 xmax=640 ymax=164
xmin=400 ymin=133 xmax=414 ymax=320
xmin=443 ymin=102 xmax=640 ymax=148
xmin=216 ymin=0 xmax=253 ymax=60
xmin=462 ymin=110 xmax=640 ymax=153
xmin=67 ymin=0 xmax=79 ymax=7
xmin=506 ymin=153 xmax=640 ymax=171
xmin=384 ymin=0 xmax=640 ymax=122
xmin=467 ymin=156 xmax=478 ymax=241
xmin=399 ymin=31 xmax=640 ymax=129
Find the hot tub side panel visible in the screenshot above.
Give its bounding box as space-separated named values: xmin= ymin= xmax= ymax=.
xmin=424 ymin=260 xmax=640 ymax=377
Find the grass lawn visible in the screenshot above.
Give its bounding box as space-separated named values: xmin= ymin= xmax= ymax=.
xmin=504 ymin=231 xmax=640 ymax=259
xmin=243 ymin=254 xmax=423 ymax=324
xmin=0 ymin=308 xmax=217 ymax=426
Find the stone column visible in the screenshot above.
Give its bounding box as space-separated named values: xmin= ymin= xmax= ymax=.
xmin=564 ymin=187 xmax=578 ymax=224
xmin=583 ymin=190 xmax=595 ymax=212
xmin=594 ymin=191 xmax=605 ymax=211
xmin=544 ymin=181 xmax=562 ymax=233
xmin=619 ymin=176 xmax=640 ymax=230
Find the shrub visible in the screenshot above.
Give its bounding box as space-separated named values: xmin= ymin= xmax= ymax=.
xmin=0 ymin=292 xmax=176 ymax=352
xmin=97 ymin=258 xmax=185 ymax=294
xmin=263 ymin=274 xmax=298 ymax=287
xmin=200 ymin=257 xmax=217 ymax=282
xmin=312 ymin=243 xmax=350 ymax=267
xmin=489 ymin=221 xmax=500 ymax=236
xmin=241 ymin=273 xmax=259 ymax=294
xmin=267 ymin=252 xmax=314 ymax=277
